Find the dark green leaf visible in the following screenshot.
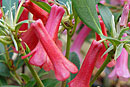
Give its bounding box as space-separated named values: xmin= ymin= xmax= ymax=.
xmin=114 ymin=43 xmax=124 ymax=60
xmin=98 ymin=4 xmax=112 ymax=33
xmin=31 ymin=0 xmax=51 ymax=13
xmin=72 ymin=0 xmax=102 ymax=34
xmin=42 ymin=79 xmax=60 ymax=87
xmin=20 ymin=73 xmax=30 ymax=83
xmin=128 ymin=54 xmax=130 ymax=70
xmin=0 ymin=63 xmax=10 ymax=77
xmin=69 ymin=52 xmax=80 ymax=80
xmin=0 ymin=43 xmax=6 ymax=60
xmin=0 ymin=76 xmax=7 ymax=86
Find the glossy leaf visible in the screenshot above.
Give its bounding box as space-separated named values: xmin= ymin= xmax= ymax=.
xmin=72 ymin=0 xmax=102 ymax=34
xmin=98 ymin=4 xmax=112 ymax=33
xmin=118 ymin=27 xmax=129 ymax=40
xmin=31 ymin=0 xmax=51 ymax=13
xmin=114 ymin=43 xmax=124 ymax=60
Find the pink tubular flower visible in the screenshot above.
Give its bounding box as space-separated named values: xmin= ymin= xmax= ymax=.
xmin=108 ymin=48 xmax=130 ymax=81
xmin=110 ymin=0 xmax=122 ymax=5
xmin=18 ymin=8 xmax=29 ymax=31
xmin=23 ymin=0 xmax=49 ymax=24
xmin=68 ymin=40 xmax=103 ymax=87
xmin=0 ymin=9 xmax=2 ymax=19
xmin=32 ymin=19 xmax=78 ymax=81
xmin=22 ymin=5 xmax=65 ymax=71
xmin=70 ymin=25 xmax=91 ymax=62
xmin=120 ymin=3 xmax=129 ymax=27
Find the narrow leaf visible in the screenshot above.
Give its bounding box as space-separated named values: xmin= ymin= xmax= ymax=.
xmin=114 ymin=43 xmax=124 ymax=60
xmin=42 ymin=79 xmax=60 ymax=87
xmin=0 ymin=63 xmax=10 ymax=77
xmin=20 ymin=73 xmax=30 ymax=83
xmin=72 ymin=0 xmax=102 ymax=34
xmin=101 ymin=45 xmax=114 ymax=58
xmin=118 ymin=27 xmax=129 ymax=40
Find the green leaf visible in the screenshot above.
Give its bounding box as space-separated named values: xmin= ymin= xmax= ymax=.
xmin=0 ymin=63 xmax=10 ymax=77
xmin=20 ymin=73 xmax=30 ymax=83
xmin=128 ymin=54 xmax=130 ymax=70
xmin=31 ymin=0 xmax=51 ymax=13
xmin=24 ymin=81 xmax=36 ymax=87
xmin=113 ymin=11 xmax=122 ymax=24
xmin=124 ymin=44 xmax=130 ymax=54
xmin=42 ymin=79 xmax=60 ymax=87
xmin=2 ymin=0 xmax=19 ymax=24
xmin=102 ymin=45 xmax=114 ymax=58
xmin=118 ymin=27 xmax=129 ymax=40
xmin=72 ymin=0 xmax=102 ymax=34
xmin=0 ymin=43 xmax=6 ymax=60
xmin=66 ymin=52 xmax=80 ymax=87
xmin=0 ymin=76 xmax=7 ymax=86
xmin=98 ymin=4 xmax=112 ymax=33
xmin=114 ymin=43 xmax=124 ymax=60
xmin=38 ymin=69 xmax=48 ymax=78
xmin=69 ymin=52 xmax=80 ymax=80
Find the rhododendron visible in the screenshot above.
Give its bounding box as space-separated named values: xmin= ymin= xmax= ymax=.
xmin=32 ymin=19 xmax=78 ymax=81
xmin=68 ymin=40 xmax=103 ymax=87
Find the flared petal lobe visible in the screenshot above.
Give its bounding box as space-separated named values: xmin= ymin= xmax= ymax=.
xmin=68 ymin=40 xmax=103 ymax=87
xmin=32 ymin=19 xmax=78 ymax=81
xmin=108 ymin=48 xmax=130 ymax=81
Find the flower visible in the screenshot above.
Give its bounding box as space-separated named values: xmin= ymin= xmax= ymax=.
xmin=18 ymin=8 xmax=29 ymax=31
xmin=70 ymin=25 xmax=91 ymax=62
xmin=120 ymin=3 xmax=129 ymax=27
xmin=68 ymin=40 xmax=103 ymax=87
xmin=32 ymin=19 xmax=78 ymax=81
xmin=108 ymin=48 xmax=130 ymax=81
xmin=22 ymin=5 xmax=65 ymax=71
xmin=23 ymin=0 xmax=49 ymax=24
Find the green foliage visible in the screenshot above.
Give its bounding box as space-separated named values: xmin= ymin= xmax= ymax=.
xmin=0 ymin=76 xmax=7 ymax=86
xmin=72 ymin=0 xmax=102 ymax=35
xmin=114 ymin=43 xmax=124 ymax=60
xmin=38 ymin=69 xmax=48 ymax=78
xmin=98 ymin=4 xmax=113 ymax=34
xmin=31 ymin=0 xmax=51 ymax=13
xmin=66 ymin=52 xmax=80 ymax=87
xmin=20 ymin=73 xmax=30 ymax=83
xmin=42 ymin=79 xmax=60 ymax=87
xmin=0 ymin=63 xmax=10 ymax=77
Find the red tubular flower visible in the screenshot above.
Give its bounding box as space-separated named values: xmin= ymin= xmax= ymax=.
xmin=18 ymin=8 xmax=29 ymax=31
xmin=32 ymin=19 xmax=78 ymax=81
xmin=95 ymin=19 xmax=115 ymax=68
xmin=0 ymin=9 xmax=2 ymax=19
xmin=21 ymin=26 xmax=38 ymax=50
xmin=22 ymin=5 xmax=65 ymax=71
xmin=23 ymin=0 xmax=49 ymax=24
xmin=68 ymin=40 xmax=103 ymax=87
xmin=70 ymin=25 xmax=91 ymax=62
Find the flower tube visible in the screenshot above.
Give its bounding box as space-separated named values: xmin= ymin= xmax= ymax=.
xmin=23 ymin=0 xmax=49 ymax=24
xmin=68 ymin=40 xmax=103 ymax=87
xmin=70 ymin=25 xmax=91 ymax=62
xmin=32 ymin=19 xmax=78 ymax=81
